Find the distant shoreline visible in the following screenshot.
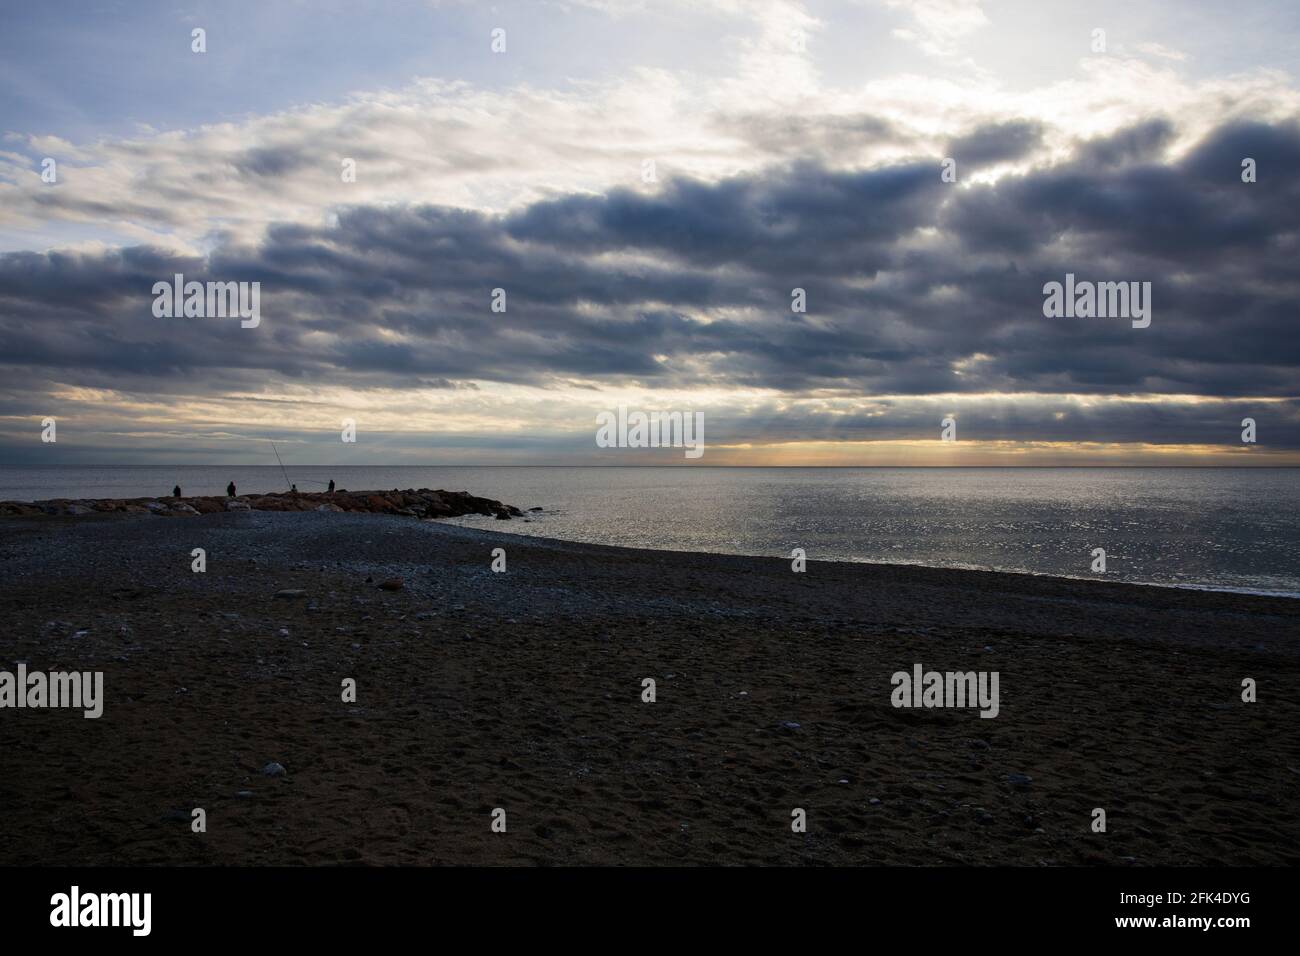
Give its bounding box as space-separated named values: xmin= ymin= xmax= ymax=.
xmin=5 ymin=463 xmax=1300 ymax=469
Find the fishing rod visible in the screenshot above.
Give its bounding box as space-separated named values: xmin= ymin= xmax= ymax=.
xmin=269 ymin=440 xmax=292 ymax=490
xmin=268 ymin=439 xmax=331 ymax=489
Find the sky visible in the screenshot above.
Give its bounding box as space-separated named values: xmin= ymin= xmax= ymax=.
xmin=1 ymin=0 xmax=1298 ymax=466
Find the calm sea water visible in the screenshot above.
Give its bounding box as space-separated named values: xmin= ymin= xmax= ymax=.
xmin=2 ymin=466 xmax=1297 ymax=596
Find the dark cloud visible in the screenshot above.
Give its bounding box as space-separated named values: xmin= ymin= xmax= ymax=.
xmin=2 ymin=116 xmax=1299 ymax=448
xmin=946 ymin=119 xmax=1044 ymax=167
xmin=1075 ymin=118 xmax=1175 ymax=168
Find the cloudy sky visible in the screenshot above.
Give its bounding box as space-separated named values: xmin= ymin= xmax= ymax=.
xmin=1 ymin=0 xmax=1298 ymax=465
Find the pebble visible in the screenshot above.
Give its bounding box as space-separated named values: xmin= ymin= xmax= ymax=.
xmin=1007 ymin=772 xmax=1033 ymax=787
xmin=274 ymin=589 xmax=307 ymax=600
xmin=261 ymin=761 xmax=287 ymax=777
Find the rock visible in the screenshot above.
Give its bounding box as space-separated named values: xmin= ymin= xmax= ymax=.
xmin=1007 ymin=772 xmax=1033 ymax=787
xmin=2 ymin=487 xmax=524 ymax=522
xmin=528 ymin=506 xmax=543 ymax=512
xmin=274 ymin=589 xmax=308 ymax=600
xmin=377 ymin=578 xmax=404 ymax=591
xmin=235 ymin=790 xmax=254 ymax=799
xmin=780 ymin=721 xmax=801 ymax=731
xmin=261 ymin=762 xmax=287 ymax=777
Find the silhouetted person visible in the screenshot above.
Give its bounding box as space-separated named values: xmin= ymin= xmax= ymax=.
xmin=172 ymin=485 xmax=181 ymax=498
xmin=291 ymin=484 xmax=298 ymax=494
xmin=227 ymin=481 xmax=236 ymax=498
xmin=328 ymin=479 xmax=335 ymax=493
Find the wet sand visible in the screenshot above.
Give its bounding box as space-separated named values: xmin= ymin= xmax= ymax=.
xmin=1 ymin=509 xmax=1297 ymax=865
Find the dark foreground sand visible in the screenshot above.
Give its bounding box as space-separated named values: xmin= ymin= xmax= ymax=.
xmin=1 ymin=509 xmax=1297 ymax=866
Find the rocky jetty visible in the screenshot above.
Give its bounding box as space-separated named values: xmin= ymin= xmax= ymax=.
xmin=0 ymin=488 xmax=524 ymax=520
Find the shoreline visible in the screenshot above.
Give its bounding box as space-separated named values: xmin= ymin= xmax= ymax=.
xmin=443 ymin=513 xmax=1300 ymax=602
xmin=6 ymin=486 xmax=1294 ymax=600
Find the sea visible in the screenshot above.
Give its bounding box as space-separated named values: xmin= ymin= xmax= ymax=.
xmin=2 ymin=466 xmax=1297 ymax=597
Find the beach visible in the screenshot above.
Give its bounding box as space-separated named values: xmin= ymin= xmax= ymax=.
xmin=1 ymin=506 xmax=1297 ymax=866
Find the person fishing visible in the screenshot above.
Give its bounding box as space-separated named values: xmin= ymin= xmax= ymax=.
xmin=172 ymin=485 xmax=181 ymax=498
xmin=291 ymin=484 xmax=298 ymax=494
xmin=328 ymin=479 xmax=335 ymax=493
xmin=227 ymin=481 xmax=236 ymax=497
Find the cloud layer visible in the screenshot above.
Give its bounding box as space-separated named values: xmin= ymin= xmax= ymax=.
xmin=1 ymin=0 xmax=1297 ymax=462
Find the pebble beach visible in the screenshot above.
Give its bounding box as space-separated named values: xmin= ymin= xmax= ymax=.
xmin=1 ymin=504 xmax=1297 ymax=865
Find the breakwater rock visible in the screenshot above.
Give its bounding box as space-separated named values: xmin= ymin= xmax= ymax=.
xmin=0 ymin=488 xmax=524 ymax=521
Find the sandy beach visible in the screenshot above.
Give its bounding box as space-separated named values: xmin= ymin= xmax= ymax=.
xmin=1 ymin=506 xmax=1297 ymax=866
